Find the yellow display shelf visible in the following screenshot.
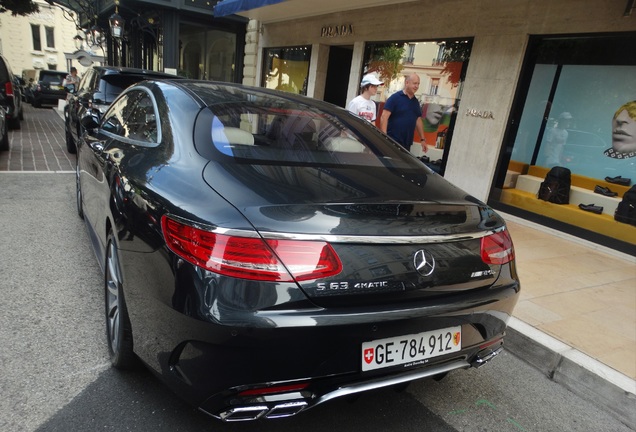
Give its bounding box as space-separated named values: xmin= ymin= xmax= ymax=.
xmin=500 ymin=188 xmax=636 ymax=245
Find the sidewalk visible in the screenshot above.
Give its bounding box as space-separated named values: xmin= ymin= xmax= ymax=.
xmin=502 ymin=214 xmax=635 ymax=428
xmin=2 ymin=105 xmax=635 ymax=428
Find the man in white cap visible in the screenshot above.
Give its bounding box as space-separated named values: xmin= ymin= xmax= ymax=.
xmin=347 ymin=73 xmax=383 ymax=124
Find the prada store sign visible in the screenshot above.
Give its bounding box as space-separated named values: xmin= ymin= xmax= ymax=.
xmin=321 ymin=24 xmax=354 ymax=38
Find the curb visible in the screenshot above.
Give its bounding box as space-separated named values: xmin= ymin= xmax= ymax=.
xmin=505 ymin=317 xmax=636 ymax=429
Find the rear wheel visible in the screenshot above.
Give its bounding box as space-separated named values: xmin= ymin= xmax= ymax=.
xmin=66 ymin=122 xmax=76 ymax=153
xmin=75 ymin=162 xmax=84 ymax=219
xmin=8 ymin=115 xmax=20 ymax=130
xmin=105 ymin=236 xmax=137 ymax=369
xmin=0 ymin=123 xmax=9 ymax=151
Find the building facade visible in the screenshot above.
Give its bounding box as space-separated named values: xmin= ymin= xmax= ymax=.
xmin=89 ymin=0 xmax=246 ymax=82
xmin=224 ymin=0 xmax=636 ymax=254
xmin=0 ymin=0 xmax=79 ymax=80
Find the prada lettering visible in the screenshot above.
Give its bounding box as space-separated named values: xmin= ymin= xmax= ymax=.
xmin=465 ymin=109 xmax=495 ymax=119
xmin=320 ymin=24 xmax=354 ymax=38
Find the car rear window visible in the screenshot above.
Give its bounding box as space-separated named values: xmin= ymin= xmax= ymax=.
xmin=41 ymin=73 xmax=66 ymax=83
xmin=193 ymin=92 xmax=422 ymax=170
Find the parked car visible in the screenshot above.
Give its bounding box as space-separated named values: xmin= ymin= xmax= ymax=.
xmin=0 ymin=106 xmax=9 ymax=151
xmin=30 ymin=70 xmax=68 ymax=108
xmin=0 ymin=54 xmax=23 ymax=129
xmin=77 ymin=79 xmax=520 ymax=422
xmin=65 ymin=66 xmax=182 ymax=153
xmin=14 ymin=76 xmax=27 ymax=101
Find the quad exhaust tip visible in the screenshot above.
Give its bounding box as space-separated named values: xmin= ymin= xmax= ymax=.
xmin=219 ymin=401 xmax=308 ymax=422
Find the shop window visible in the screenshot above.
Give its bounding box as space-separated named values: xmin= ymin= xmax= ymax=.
xmin=262 ymin=46 xmax=311 ymax=95
xmin=31 ymin=24 xmax=41 ymax=51
xmin=362 ymin=39 xmax=472 ymax=172
xmin=179 ymin=23 xmax=237 ymax=82
xmin=504 ymin=35 xmax=636 ymax=180
xmin=492 ymin=33 xmax=636 ymax=250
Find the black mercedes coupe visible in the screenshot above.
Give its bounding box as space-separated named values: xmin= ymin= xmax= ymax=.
xmin=76 ymin=79 xmax=520 ymax=421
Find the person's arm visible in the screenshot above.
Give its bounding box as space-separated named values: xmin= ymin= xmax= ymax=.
xmin=416 ymin=117 xmax=428 ymax=152
xmin=380 ymin=109 xmax=391 ymax=134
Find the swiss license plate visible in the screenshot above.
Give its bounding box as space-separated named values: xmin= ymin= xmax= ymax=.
xmin=361 ymin=326 xmax=461 ymax=371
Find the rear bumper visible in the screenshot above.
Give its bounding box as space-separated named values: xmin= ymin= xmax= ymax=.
xmin=33 ymin=91 xmax=65 ymax=103
xmin=134 ymin=286 xmax=517 ymax=419
xmin=120 ymin=248 xmax=519 ymax=421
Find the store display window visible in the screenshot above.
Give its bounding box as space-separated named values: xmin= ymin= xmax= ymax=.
xmin=492 ymin=33 xmax=636 ymax=250
xmin=362 ymin=39 xmax=472 ymax=174
xmin=262 ymin=46 xmax=311 ymax=95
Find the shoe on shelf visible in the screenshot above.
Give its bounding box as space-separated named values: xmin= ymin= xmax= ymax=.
xmin=578 ymin=203 xmax=604 ymax=214
xmin=594 ymin=185 xmax=618 ymax=197
xmin=604 ymin=175 xmax=631 ymax=186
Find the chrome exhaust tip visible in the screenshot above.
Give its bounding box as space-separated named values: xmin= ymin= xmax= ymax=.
xmin=218 ymin=401 xmax=308 ymax=422
xmin=219 ymin=405 xmax=269 ymax=422
xmin=265 ymin=401 xmax=308 ymax=419
xmin=471 ymin=346 xmax=503 ymax=368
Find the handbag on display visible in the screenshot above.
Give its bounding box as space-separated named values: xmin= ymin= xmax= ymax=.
xmin=538 ymin=166 xmax=571 ymax=204
xmin=614 ymin=185 xmax=636 ymax=226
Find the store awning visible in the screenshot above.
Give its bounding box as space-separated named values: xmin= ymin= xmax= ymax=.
xmin=213 ymin=0 xmax=419 ymax=24
xmin=213 ymin=0 xmax=287 ymax=17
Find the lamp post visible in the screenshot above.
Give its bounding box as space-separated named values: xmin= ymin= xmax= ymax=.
xmin=73 ymin=33 xmax=84 ymax=51
xmin=109 ymin=0 xmax=125 ymax=66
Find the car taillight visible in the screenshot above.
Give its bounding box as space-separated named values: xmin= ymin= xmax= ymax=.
xmin=480 ymin=229 xmax=515 ymax=265
xmin=5 ymin=81 xmax=13 ymax=97
xmin=161 ymin=215 xmax=342 ymax=282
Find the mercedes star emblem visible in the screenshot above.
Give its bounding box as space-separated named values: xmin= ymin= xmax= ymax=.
xmin=413 ymin=249 xmax=436 ymax=276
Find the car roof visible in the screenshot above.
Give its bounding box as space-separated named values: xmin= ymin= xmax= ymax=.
xmin=156 ymin=79 xmax=345 ymax=113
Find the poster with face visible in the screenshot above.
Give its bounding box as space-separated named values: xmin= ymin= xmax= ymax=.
xmin=605 ymin=101 xmax=636 ymax=159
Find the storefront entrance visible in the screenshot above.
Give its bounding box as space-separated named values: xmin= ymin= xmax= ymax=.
xmin=324 ymin=46 xmax=353 ymax=108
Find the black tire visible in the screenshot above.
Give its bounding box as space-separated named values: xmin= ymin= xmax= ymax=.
xmin=66 ymin=123 xmax=76 ymax=153
xmin=75 ymin=162 xmax=84 ymax=219
xmin=105 ymin=236 xmax=137 ymax=369
xmin=32 ymin=98 xmax=41 ymax=108
xmin=0 ymin=125 xmax=9 ymax=151
xmin=8 ymin=116 xmax=20 ymax=130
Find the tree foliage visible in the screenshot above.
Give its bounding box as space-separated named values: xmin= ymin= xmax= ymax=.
xmin=440 ymin=40 xmax=472 ymax=87
xmin=0 ymin=0 xmax=39 ymax=16
xmin=367 ymin=44 xmax=406 ymax=84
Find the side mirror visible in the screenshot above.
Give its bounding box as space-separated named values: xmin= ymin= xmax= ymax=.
xmin=80 ymin=110 xmax=100 ymax=131
xmin=64 ymin=84 xmax=76 ymax=94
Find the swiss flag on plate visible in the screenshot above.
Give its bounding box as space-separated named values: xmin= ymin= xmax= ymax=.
xmin=363 ymin=348 xmax=374 ymax=364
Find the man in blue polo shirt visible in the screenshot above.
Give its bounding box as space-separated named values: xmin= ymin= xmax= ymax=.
xmin=380 ymin=73 xmax=427 ymax=153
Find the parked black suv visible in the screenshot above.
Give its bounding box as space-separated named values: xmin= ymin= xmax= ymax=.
xmin=31 ymin=70 xmax=68 ymax=108
xmin=65 ymin=66 xmax=182 ymax=153
xmin=0 ymin=54 xmax=23 ymax=129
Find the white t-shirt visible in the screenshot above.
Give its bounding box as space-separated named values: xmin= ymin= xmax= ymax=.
xmin=347 ymin=95 xmax=377 ymax=122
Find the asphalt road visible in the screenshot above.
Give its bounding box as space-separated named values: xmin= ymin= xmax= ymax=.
xmin=0 ymin=172 xmax=632 ymax=432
